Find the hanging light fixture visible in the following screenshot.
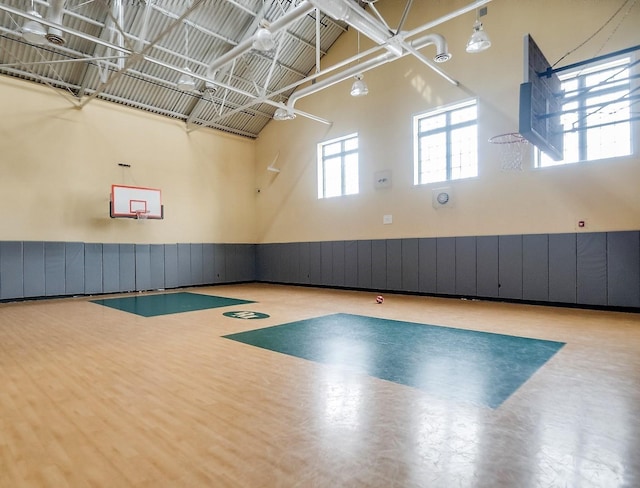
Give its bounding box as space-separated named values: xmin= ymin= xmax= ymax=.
xmin=350 ymin=74 xmax=369 ymax=97
xmin=253 ymin=21 xmax=275 ymax=52
xmin=466 ymin=8 xmax=491 ymax=53
xmin=350 ymin=31 xmax=368 ymax=97
xmin=176 ymin=23 xmax=197 ymax=92
xmin=22 ymin=1 xmax=47 ymax=45
xmin=273 ymin=105 xmax=296 ymax=121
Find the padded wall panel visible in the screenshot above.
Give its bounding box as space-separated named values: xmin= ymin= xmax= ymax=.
xmin=344 ymin=241 xmax=358 ymax=288
xmin=332 ymin=241 xmax=345 ymax=287
xmin=84 ymin=243 xmax=103 ymax=295
xmin=607 ymin=231 xmax=640 ymax=308
xmin=0 ymin=241 xmax=23 ymax=299
xmin=102 ymin=244 xmax=119 ymax=293
xmin=371 ymin=240 xmax=387 ymax=290
xmin=164 ymin=244 xmax=179 ymax=289
xmin=357 ymin=240 xmax=372 ymax=289
xmin=256 ymin=244 xmax=271 ymax=282
xmin=298 ymin=242 xmax=310 ymax=284
xmin=202 ymin=244 xmax=215 ymax=283
xmin=548 ymin=234 xmax=576 ymax=304
xmin=119 ymin=244 xmax=135 ymax=292
xmin=386 ymin=240 xmax=402 ymax=291
xmin=476 ymin=236 xmax=499 ymax=298
xmin=309 ymin=242 xmax=321 ymax=284
xmin=577 ymin=233 xmax=607 ymax=306
xmin=320 ymin=242 xmax=333 ymax=286
xmin=177 ymin=244 xmax=191 ymax=287
xmin=214 ymin=244 xmax=226 ymax=283
xmin=284 ymin=243 xmax=300 ymax=283
xmin=498 ymin=235 xmax=523 ymax=300
xmin=135 ymin=244 xmax=151 ymax=291
xmin=150 ymin=244 xmax=165 ymax=290
xmin=523 ymin=234 xmax=549 ymax=302
xmin=45 ymin=242 xmax=66 ymax=296
xmin=23 ymin=241 xmax=45 ymax=298
xmin=418 ymin=238 xmax=437 ymax=293
xmin=65 ymin=243 xmax=85 ymax=295
xmin=436 ymin=237 xmax=455 ymax=295
xmin=190 ymin=244 xmax=204 ymax=285
xmin=401 ymin=239 xmax=419 ymax=292
xmin=238 ymin=244 xmax=256 ymax=282
xmin=455 ymin=237 xmax=476 ymax=296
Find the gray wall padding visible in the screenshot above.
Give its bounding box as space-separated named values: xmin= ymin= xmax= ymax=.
xmin=418 ymin=238 xmax=437 ymax=294
xmin=436 ymin=237 xmax=456 ymax=295
xmin=23 ymin=241 xmax=45 ymax=298
xmin=1 ymin=241 xmax=23 ymax=299
xmin=549 ymin=234 xmax=577 ymax=304
xmin=607 ymin=231 xmax=640 ymax=308
xmin=357 ymin=240 xmax=372 ymax=289
xmin=455 ymin=236 xmax=477 ymax=296
xmin=498 ymin=235 xmax=523 ymax=300
xmin=1 ymin=232 xmax=638 ymax=309
xmin=401 ymin=238 xmax=419 ymax=293
xmin=577 ymin=233 xmax=607 ymax=306
xmin=523 ymin=234 xmax=549 ymax=302
xmin=371 ymin=240 xmax=387 ymax=291
xmin=476 ymin=236 xmax=499 ymax=298
xmin=386 ymin=240 xmax=402 ymax=291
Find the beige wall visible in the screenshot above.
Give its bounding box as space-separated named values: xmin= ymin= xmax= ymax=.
xmin=1 ymin=1 xmax=638 ymax=246
xmin=254 ymin=0 xmax=640 ymax=243
xmin=0 ymin=77 xmax=256 ymax=244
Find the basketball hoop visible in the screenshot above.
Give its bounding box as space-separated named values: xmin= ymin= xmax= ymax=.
xmin=489 ymin=132 xmax=529 ymax=172
xmin=134 ymin=210 xmax=149 ymax=220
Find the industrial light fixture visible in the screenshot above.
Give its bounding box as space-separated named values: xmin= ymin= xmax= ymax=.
xmin=350 ymin=74 xmax=368 ymax=97
xmin=466 ymin=8 xmax=491 ymax=53
xmin=273 ymin=105 xmax=296 ymax=121
xmin=350 ymin=32 xmax=368 ymax=97
xmin=252 ymin=22 xmax=275 ymax=52
xmin=22 ymin=2 xmax=47 ymax=45
xmin=176 ymin=23 xmax=197 ymax=92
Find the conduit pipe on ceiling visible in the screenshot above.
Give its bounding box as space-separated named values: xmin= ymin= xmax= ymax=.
xmin=45 ymin=0 xmax=66 ymax=45
xmin=279 ymin=33 xmax=451 ymax=119
xmin=309 ymin=0 xmax=400 ymax=55
xmin=207 ymin=0 xmax=314 ymax=77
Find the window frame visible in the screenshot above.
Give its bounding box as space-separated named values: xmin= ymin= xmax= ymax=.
xmin=317 ymin=132 xmax=360 ymax=199
xmin=535 ymin=55 xmax=635 ymax=167
xmin=413 ymin=98 xmax=479 ymax=185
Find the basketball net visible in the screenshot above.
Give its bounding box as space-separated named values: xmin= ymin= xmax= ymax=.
xmin=489 ymin=132 xmax=529 ymax=172
xmin=134 ymin=210 xmax=149 ymax=221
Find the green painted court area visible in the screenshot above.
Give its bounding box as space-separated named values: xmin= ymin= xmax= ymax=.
xmin=91 ymin=292 xmax=255 ymax=317
xmin=224 ymin=313 xmax=565 ymax=409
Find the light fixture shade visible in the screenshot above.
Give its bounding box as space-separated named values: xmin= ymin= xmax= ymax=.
xmin=177 ymin=67 xmax=196 ymax=92
xmin=350 ymin=74 xmax=369 ymax=97
xmin=273 ymin=107 xmax=296 ymax=121
xmin=22 ymin=10 xmax=47 ymax=45
xmin=253 ymin=27 xmax=275 ymax=52
xmin=466 ymin=20 xmax=491 ymax=53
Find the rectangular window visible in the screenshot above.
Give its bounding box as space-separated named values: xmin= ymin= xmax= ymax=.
xmin=317 ymin=133 xmax=359 ymax=199
xmin=414 ymin=99 xmax=478 ymax=185
xmin=536 ymin=56 xmax=633 ymax=167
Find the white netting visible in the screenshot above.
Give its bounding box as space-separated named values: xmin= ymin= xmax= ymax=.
xmin=134 ymin=210 xmax=149 ymax=221
xmin=489 ymin=133 xmax=529 ymax=171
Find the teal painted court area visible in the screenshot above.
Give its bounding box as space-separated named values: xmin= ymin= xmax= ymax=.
xmin=91 ymin=292 xmax=254 ymax=317
xmin=224 ymin=313 xmax=565 ymax=408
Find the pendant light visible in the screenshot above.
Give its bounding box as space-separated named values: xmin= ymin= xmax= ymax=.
xmin=351 ymin=31 xmax=368 ymax=97
xmin=22 ymin=1 xmax=47 ymax=45
xmin=466 ymin=8 xmax=491 ymax=53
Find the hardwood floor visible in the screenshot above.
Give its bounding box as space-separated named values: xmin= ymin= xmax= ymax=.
xmin=1 ymin=283 xmax=639 ymax=487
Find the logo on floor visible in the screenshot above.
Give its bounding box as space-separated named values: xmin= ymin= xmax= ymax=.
xmin=223 ymin=311 xmax=270 ymax=320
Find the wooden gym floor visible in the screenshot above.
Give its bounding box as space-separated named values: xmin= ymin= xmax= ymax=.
xmin=1 ymin=283 xmax=639 ymax=487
